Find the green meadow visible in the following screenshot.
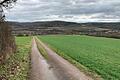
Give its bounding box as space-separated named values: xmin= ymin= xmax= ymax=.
xmin=39 ymin=35 xmax=120 ymax=80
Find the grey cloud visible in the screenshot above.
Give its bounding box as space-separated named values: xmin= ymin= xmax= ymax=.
xmin=5 ymin=0 xmax=120 ymax=22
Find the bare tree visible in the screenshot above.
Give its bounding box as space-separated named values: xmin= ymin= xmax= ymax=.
xmin=0 ymin=0 xmax=17 ymax=64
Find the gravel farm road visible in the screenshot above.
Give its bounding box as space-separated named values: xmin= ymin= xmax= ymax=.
xmin=30 ymin=37 xmax=93 ymax=80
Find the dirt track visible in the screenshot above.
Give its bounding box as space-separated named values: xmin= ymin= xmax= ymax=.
xmin=30 ymin=38 xmax=93 ymax=80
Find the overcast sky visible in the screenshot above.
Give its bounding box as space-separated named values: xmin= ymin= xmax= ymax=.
xmin=5 ymin=0 xmax=120 ymax=22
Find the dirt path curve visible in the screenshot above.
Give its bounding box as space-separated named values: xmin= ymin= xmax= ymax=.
xmin=35 ymin=37 xmax=93 ymax=80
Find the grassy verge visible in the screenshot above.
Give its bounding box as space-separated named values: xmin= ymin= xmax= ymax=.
xmin=0 ymin=37 xmax=31 ymax=80
xmin=35 ymin=37 xmax=48 ymax=59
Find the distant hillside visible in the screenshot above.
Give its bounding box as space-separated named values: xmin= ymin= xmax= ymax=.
xmin=8 ymin=21 xmax=120 ymax=30
xmin=8 ymin=21 xmax=120 ymax=38
xmin=8 ymin=21 xmax=79 ymax=28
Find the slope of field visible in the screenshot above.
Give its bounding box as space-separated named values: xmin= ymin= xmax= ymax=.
xmin=0 ymin=37 xmax=31 ymax=80
xmin=39 ymin=35 xmax=120 ymax=80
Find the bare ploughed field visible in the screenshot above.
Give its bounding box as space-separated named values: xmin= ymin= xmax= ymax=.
xmin=30 ymin=38 xmax=93 ymax=80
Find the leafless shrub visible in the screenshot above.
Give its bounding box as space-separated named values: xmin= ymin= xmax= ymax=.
xmin=0 ymin=0 xmax=17 ymax=64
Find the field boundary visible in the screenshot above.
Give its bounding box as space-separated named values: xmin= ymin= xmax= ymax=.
xmin=0 ymin=37 xmax=31 ymax=80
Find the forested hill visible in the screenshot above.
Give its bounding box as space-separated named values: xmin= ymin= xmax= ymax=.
xmin=7 ymin=21 xmax=120 ymax=38
xmin=8 ymin=21 xmax=120 ymax=30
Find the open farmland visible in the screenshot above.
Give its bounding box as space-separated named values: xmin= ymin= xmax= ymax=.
xmin=0 ymin=37 xmax=31 ymax=80
xmin=38 ymin=35 xmax=120 ymax=80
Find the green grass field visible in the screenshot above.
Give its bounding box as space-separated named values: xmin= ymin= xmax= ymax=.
xmin=0 ymin=37 xmax=31 ymax=80
xmin=39 ymin=35 xmax=120 ymax=80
